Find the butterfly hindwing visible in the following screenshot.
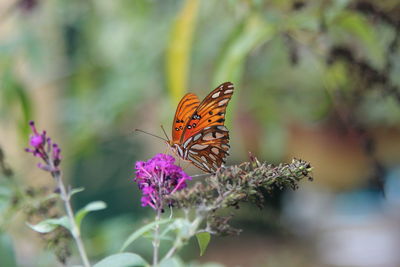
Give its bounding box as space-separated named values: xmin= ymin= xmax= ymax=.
xmin=183 ymin=125 xmax=230 ymax=173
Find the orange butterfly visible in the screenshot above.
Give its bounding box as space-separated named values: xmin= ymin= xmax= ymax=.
xmin=168 ymin=82 xmax=234 ymax=173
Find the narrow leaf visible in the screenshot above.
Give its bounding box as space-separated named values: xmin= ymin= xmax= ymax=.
xmin=335 ymin=11 xmax=383 ymax=65
xmin=93 ymin=252 xmax=148 ymax=267
xmin=70 ymin=187 xmax=85 ymax=196
xmin=196 ymin=232 xmax=211 ymax=256
xmin=75 ymin=201 xmax=107 ymax=229
xmin=166 ymin=0 xmax=199 ymax=105
xmin=120 ymin=218 xmax=172 ymax=252
xmin=27 ymin=216 xmax=70 ymax=233
xmin=214 ymin=15 xmax=275 ymax=86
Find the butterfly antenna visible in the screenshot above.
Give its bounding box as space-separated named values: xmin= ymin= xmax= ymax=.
xmin=134 ymin=129 xmax=168 ymax=142
xmin=160 ymin=125 xmax=170 ymax=143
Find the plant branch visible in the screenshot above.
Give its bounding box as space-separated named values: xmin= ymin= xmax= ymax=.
xmin=51 ymin=167 xmax=91 ymax=267
xmin=167 ymin=156 xmax=313 ymax=236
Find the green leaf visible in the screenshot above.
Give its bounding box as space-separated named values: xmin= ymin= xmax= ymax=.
xmin=27 ymin=216 xmax=71 ymax=233
xmin=120 ymin=218 xmax=172 ymax=252
xmin=70 ymin=187 xmax=85 ymax=197
xmin=166 ymin=0 xmax=199 ymax=105
xmin=160 ymin=256 xmax=185 ymax=267
xmin=170 ymin=218 xmax=192 ymax=239
xmin=75 ymin=201 xmax=107 ymax=229
xmin=93 ymin=252 xmax=148 ymax=267
xmin=195 ymin=232 xmax=211 ymax=256
xmin=334 ymin=11 xmax=383 ymax=65
xmin=213 ymin=14 xmax=275 ymax=86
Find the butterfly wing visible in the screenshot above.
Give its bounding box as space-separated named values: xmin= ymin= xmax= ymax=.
xmin=182 ymin=125 xmax=230 ymax=173
xmin=172 ymin=93 xmax=200 ymax=143
xmin=180 ymin=82 xmax=234 ymax=142
xmin=177 ymin=82 xmax=234 ymax=173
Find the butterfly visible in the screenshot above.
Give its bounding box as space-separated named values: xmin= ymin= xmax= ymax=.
xmin=168 ymin=82 xmax=234 ymax=173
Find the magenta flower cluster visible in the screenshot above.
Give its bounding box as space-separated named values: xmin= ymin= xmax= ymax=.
xmin=134 ymin=154 xmax=191 ymax=210
xmin=25 ymin=121 xmax=61 ymax=172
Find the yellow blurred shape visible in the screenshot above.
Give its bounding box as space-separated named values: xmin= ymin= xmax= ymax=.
xmin=166 ymin=0 xmax=199 ymax=105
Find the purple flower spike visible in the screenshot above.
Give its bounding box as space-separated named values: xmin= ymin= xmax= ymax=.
xmin=25 ymin=121 xmax=62 ymax=173
xmin=134 ymin=154 xmax=191 ymax=211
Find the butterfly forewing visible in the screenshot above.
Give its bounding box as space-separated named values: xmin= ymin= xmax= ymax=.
xmin=172 ymin=93 xmax=200 ymax=143
xmin=181 ymin=82 xmax=234 ymax=142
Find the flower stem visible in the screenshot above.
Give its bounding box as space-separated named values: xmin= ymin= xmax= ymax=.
xmin=152 ymin=209 xmax=162 ymax=266
xmin=53 ymin=170 xmax=91 ymax=267
xmin=162 ymin=215 xmax=203 ymax=262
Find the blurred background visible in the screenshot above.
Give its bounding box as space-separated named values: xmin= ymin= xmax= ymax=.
xmin=1 ymin=0 xmax=400 ymax=266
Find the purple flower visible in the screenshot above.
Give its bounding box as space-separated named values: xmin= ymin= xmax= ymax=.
xmin=29 ymin=134 xmax=43 ymax=147
xmin=25 ymin=121 xmax=62 ymax=173
xmin=134 ymin=154 xmax=191 ymax=211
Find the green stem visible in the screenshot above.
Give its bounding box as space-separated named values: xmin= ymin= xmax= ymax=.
xmin=53 ymin=169 xmax=91 ymax=267
xmin=152 ymin=209 xmax=162 ymax=266
xmin=162 ymin=215 xmax=203 ymax=262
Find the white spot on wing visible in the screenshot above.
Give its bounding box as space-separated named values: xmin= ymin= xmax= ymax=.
xmin=193 ymin=133 xmax=202 ymax=141
xmin=203 ymin=132 xmax=224 ymax=141
xmin=212 ymin=92 xmax=220 ymax=98
xmin=217 ymin=126 xmax=228 ymax=131
xmin=224 ymin=89 xmax=233 ymax=94
xmin=218 ymin=99 xmax=229 ymax=106
xmin=203 ymin=132 xmax=214 ymax=141
xmin=183 ymin=137 xmax=193 ymax=148
xmin=209 ymin=154 xmax=216 ymax=160
xmin=227 ymin=84 xmax=234 ymax=88
xmin=202 ymin=162 xmax=211 ymax=171
xmin=188 ymin=154 xmax=196 ymax=162
xmin=221 ymin=144 xmax=230 ymax=150
xmin=175 ymin=145 xmax=184 ymax=158
xmin=215 ymin=132 xmax=224 ymax=138
xmin=191 ymin=144 xmax=209 ymax=150
xmin=211 ymin=147 xmax=219 ymax=155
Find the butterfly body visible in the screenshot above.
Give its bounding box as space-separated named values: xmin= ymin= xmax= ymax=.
xmin=169 ymin=82 xmax=234 ymax=173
